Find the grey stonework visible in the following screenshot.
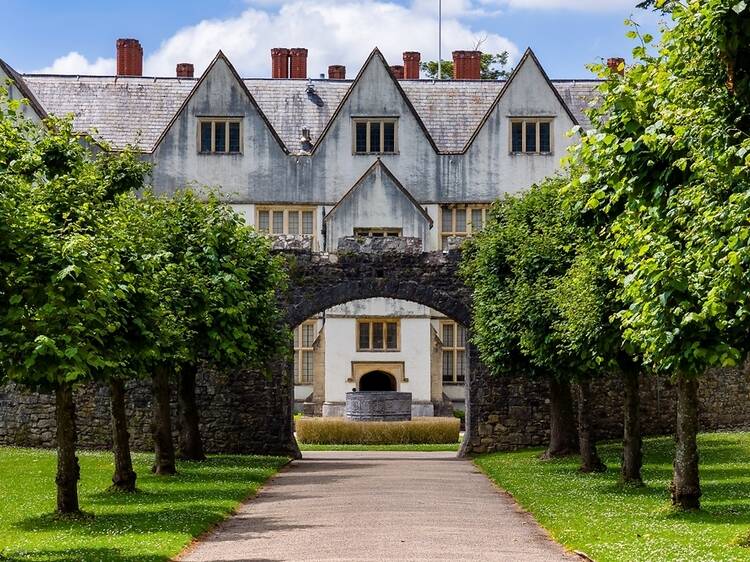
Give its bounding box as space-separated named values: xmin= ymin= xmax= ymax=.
xmin=2 ymin=246 xmax=749 ymax=456
xmin=0 ymin=363 xmax=297 ymax=457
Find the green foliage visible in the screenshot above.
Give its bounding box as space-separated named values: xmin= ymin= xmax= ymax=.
xmin=461 ymin=176 xmax=603 ymax=380
xmin=150 ymin=190 xmax=289 ymax=372
xmin=0 ymin=91 xmax=141 ymax=389
xmin=566 ymin=0 xmax=750 ymax=377
xmin=476 ymin=432 xmax=750 ymax=561
xmin=421 ymin=52 xmax=511 ymax=80
xmin=0 ymin=447 xmax=286 ymax=561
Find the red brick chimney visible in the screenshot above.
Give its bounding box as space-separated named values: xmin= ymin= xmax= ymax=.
xmin=116 ymin=38 xmax=143 ymax=76
xmin=271 ymin=48 xmax=290 ymax=79
xmin=328 ymin=65 xmax=346 ymax=79
xmin=390 ymin=65 xmax=404 ymax=80
xmin=607 ymin=57 xmax=625 ymax=75
xmin=290 ymin=48 xmax=308 ymax=79
xmin=176 ymin=63 xmax=194 ymax=78
xmin=453 ymin=51 xmax=481 ymax=80
xmin=403 ymin=52 xmax=420 ymax=79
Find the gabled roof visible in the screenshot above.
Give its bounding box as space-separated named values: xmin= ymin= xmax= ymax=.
xmin=152 ymin=51 xmax=289 ymax=155
xmin=324 ymin=158 xmax=433 ymax=227
xmin=310 ymin=48 xmax=441 ymax=154
xmin=0 ymin=58 xmax=47 ymax=119
xmin=460 ymin=48 xmax=582 ymax=153
xmin=13 ymin=50 xmax=601 ymax=154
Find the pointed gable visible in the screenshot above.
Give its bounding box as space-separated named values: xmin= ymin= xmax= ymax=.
xmin=324 ymin=159 xmax=432 ymax=248
xmin=152 ymin=51 xmax=288 ymax=155
xmin=312 ymin=48 xmax=439 ymax=154
xmin=0 ymin=58 xmax=46 ymax=122
xmin=462 ymin=48 xmax=580 ymax=152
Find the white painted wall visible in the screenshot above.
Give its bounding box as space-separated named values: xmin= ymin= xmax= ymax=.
xmin=323 ymin=315 xmax=432 ymax=403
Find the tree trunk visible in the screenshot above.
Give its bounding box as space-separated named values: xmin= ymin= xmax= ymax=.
xmin=55 ymin=382 xmax=80 ymax=515
xmin=110 ymin=378 xmax=137 ymax=492
xmin=621 ymin=368 xmax=643 ymax=485
xmin=542 ymin=377 xmax=578 ymax=458
xmin=178 ymin=364 xmax=206 ymax=461
xmin=671 ymin=375 xmax=701 ymax=510
xmin=577 ymin=380 xmax=606 ymax=473
xmin=151 ymin=365 xmax=176 ymax=475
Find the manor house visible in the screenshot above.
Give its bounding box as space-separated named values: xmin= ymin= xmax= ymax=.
xmin=0 ymin=39 xmax=601 ymax=416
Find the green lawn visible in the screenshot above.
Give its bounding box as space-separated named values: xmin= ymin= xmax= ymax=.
xmin=0 ymin=447 xmax=288 ymax=562
xmin=475 ymin=432 xmax=750 ymax=562
xmin=299 ymin=443 xmax=460 ymax=451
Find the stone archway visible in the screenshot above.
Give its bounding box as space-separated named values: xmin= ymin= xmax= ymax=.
xmin=264 ymin=237 xmax=502 ymax=460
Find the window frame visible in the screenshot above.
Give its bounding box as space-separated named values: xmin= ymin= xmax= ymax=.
xmin=439 ymin=204 xmax=490 ymax=249
xmin=440 ymin=320 xmax=467 ymax=384
xmin=356 ymin=318 xmax=400 ymax=352
xmin=197 ymin=118 xmax=243 ymax=154
xmin=352 ymin=118 xmax=399 ymax=155
xmin=293 ymin=320 xmax=317 ymax=385
xmin=255 ymin=206 xmax=318 ymax=247
xmin=509 ymin=118 xmax=554 ymax=155
xmin=353 ymin=227 xmax=402 ymax=237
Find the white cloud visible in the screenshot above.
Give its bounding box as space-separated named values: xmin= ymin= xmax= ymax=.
xmin=33 ymin=51 xmax=115 ymax=75
xmin=35 ymin=1 xmax=519 ymax=78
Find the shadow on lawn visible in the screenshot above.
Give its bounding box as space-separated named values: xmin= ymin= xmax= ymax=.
xmin=0 ymin=547 xmax=164 ymax=562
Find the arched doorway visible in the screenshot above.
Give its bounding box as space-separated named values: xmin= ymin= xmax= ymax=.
xmin=359 ymin=370 xmax=397 ymax=391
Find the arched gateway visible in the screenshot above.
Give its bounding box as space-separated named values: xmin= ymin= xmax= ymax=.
xmin=267 ymin=236 xmax=504 ymax=459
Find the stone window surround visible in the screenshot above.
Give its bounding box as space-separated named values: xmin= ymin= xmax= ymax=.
xmin=439 ymin=204 xmax=490 ymax=250
xmin=197 ymin=117 xmax=243 ymax=154
xmin=356 ymin=318 xmax=400 ymax=352
xmin=293 ymin=320 xmax=317 ymax=385
xmin=440 ymin=320 xmax=467 ymax=384
xmin=509 ymin=116 xmax=554 ymax=155
xmin=256 ymin=206 xmax=318 ymax=248
xmin=351 ymin=117 xmax=399 ymax=155
xmin=353 ymin=227 xmax=402 ymax=237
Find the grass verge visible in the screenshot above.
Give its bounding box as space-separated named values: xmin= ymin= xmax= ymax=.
xmin=299 ymin=443 xmax=460 ymax=451
xmin=475 ymin=431 xmax=750 ymax=562
xmin=0 ymin=447 xmax=287 ymax=562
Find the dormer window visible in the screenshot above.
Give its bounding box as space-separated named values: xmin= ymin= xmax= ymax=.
xmin=199 ymin=118 xmax=242 ymax=154
xmin=510 ymin=118 xmax=553 ymax=154
xmin=353 ymin=118 xmax=398 ymax=154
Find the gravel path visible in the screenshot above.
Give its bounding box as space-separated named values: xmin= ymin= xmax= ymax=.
xmin=178 ymin=451 xmax=577 ymax=562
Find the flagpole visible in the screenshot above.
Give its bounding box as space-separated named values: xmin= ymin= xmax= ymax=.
xmin=438 ymin=0 xmax=442 ymax=80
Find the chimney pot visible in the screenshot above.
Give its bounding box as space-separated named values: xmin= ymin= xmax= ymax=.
xmin=176 ymin=63 xmax=194 ymax=78
xmin=389 ymin=65 xmax=405 ymax=80
xmin=271 ymin=48 xmax=290 ymax=79
xmin=453 ymin=50 xmax=482 ymax=80
xmin=116 ymin=38 xmax=143 ymax=76
xmin=403 ymin=51 xmax=421 ymax=79
xmin=290 ymin=48 xmax=308 ymax=79
xmin=607 ymin=57 xmax=625 ymax=75
xmin=328 ymin=65 xmax=346 ymax=80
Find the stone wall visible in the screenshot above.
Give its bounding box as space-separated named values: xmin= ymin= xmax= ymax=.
xmin=463 ymin=365 xmax=750 ymax=455
xmin=0 ymin=364 xmax=298 ymax=457
xmin=1 ymin=365 xmax=747 ymax=455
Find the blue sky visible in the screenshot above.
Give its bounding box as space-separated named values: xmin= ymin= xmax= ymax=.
xmin=0 ymin=0 xmax=665 ymax=78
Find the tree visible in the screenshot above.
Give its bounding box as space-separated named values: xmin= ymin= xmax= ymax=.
xmin=462 ymin=177 xmax=583 ymax=460
xmin=567 ymin=1 xmax=750 ymax=509
xmin=421 ymin=52 xmax=511 ymax=80
xmin=98 ymin=185 xmax=177 ymax=491
xmin=145 ymin=191 xmax=288 ymax=467
xmin=0 ymin=90 xmax=127 ymax=514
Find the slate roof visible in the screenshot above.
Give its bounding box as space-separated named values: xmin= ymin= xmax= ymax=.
xmin=17 ymin=71 xmax=600 ymax=154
